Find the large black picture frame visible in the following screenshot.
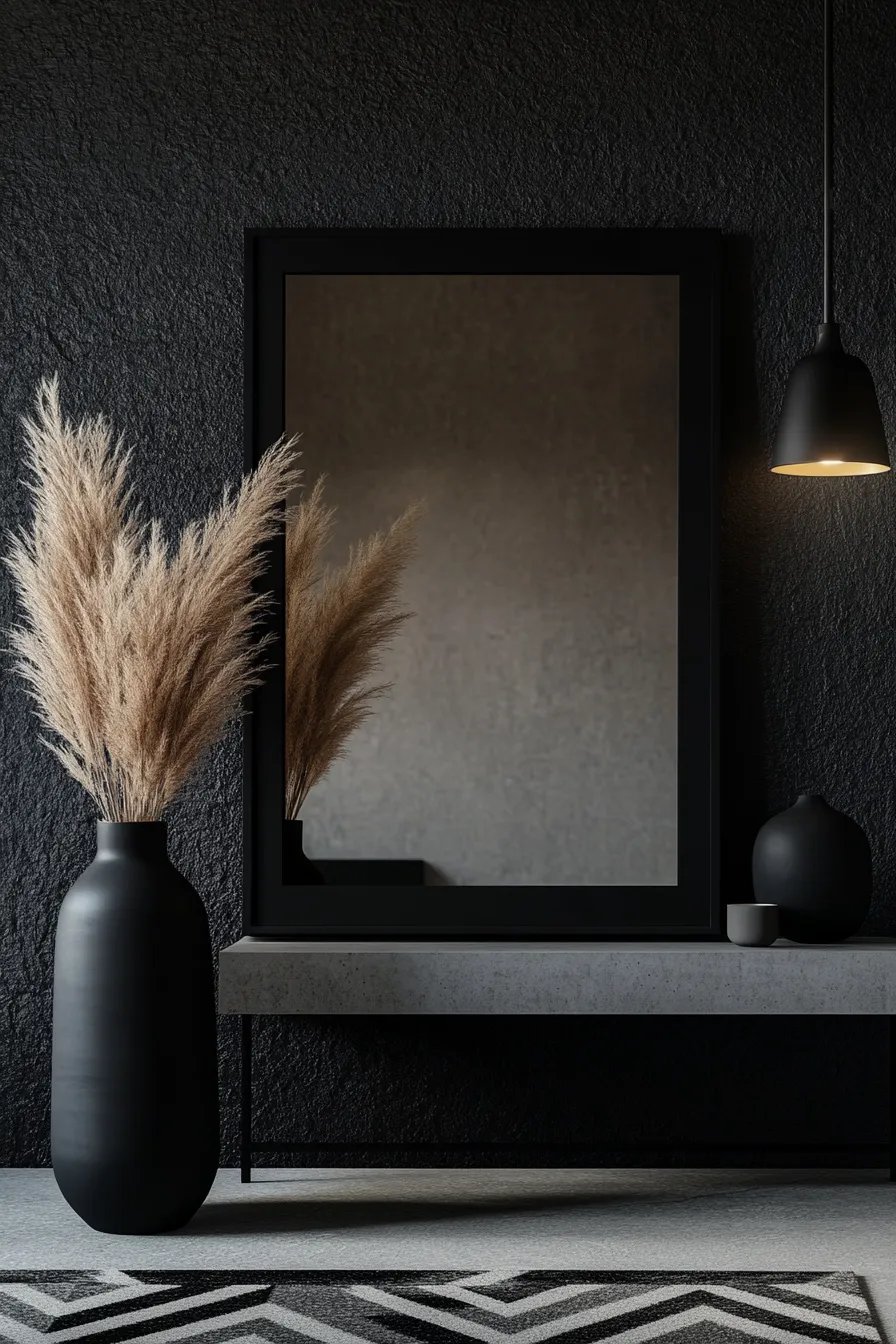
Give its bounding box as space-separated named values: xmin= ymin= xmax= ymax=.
xmin=244 ymin=228 xmax=720 ymax=938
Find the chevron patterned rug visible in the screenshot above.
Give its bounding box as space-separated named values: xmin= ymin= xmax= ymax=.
xmin=0 ymin=1271 xmax=882 ymax=1344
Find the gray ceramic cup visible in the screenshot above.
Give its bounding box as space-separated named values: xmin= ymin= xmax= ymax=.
xmin=727 ymin=903 xmax=779 ymax=947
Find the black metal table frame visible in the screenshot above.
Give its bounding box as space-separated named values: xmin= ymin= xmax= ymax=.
xmin=239 ymin=1014 xmax=896 ymax=1182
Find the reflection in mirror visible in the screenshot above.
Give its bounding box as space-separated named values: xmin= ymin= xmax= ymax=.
xmin=284 ymin=273 xmax=678 ymax=887
xmin=282 ymin=480 xmax=421 ymax=883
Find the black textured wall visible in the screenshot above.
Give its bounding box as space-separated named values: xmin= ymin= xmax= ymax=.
xmin=3 ymin=0 xmax=895 ymax=1167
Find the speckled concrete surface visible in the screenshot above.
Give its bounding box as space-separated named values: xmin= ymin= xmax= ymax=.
xmin=1 ymin=1169 xmax=895 ymax=1337
xmin=219 ymin=939 xmax=896 ymax=1015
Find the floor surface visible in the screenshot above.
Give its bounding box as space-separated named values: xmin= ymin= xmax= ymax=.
xmin=1 ymin=1170 xmax=894 ymax=1337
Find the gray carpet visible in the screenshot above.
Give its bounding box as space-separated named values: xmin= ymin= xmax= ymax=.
xmin=0 ymin=1271 xmax=882 ymax=1344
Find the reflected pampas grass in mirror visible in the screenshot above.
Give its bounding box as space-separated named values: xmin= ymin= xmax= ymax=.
xmin=285 ymin=478 xmax=421 ymax=819
xmin=6 ymin=377 xmax=302 ymax=821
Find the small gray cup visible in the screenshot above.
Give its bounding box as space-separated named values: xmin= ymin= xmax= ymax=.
xmin=727 ymin=903 xmax=779 ymax=947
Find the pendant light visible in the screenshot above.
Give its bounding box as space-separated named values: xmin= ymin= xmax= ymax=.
xmin=770 ymin=0 xmax=889 ymax=476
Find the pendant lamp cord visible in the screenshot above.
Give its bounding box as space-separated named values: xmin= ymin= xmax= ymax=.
xmin=823 ymin=0 xmax=835 ymax=323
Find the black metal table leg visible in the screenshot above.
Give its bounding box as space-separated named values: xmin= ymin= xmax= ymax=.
xmin=890 ymin=1016 xmax=895 ymax=1182
xmin=241 ymin=1015 xmax=252 ymax=1183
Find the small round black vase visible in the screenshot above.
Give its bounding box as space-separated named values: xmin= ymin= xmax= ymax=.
xmin=282 ymin=819 xmax=326 ymax=885
xmin=51 ymin=822 xmax=219 ymax=1234
xmin=752 ymin=794 xmax=871 ymax=943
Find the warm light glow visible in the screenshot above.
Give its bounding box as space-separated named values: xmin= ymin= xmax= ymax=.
xmin=771 ymin=461 xmax=890 ymax=476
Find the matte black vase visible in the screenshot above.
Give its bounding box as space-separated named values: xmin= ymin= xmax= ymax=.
xmin=51 ymin=822 xmax=218 ymax=1234
xmin=282 ymin=819 xmax=326 ymax=885
xmin=752 ymin=794 xmax=872 ymax=943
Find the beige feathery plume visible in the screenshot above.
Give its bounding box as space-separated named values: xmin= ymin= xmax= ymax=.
xmin=7 ymin=376 xmax=302 ymax=821
xmin=285 ymin=480 xmax=420 ymax=819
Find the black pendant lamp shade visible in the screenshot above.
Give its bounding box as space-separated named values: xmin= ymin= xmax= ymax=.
xmin=772 ymin=323 xmax=889 ymax=475
xmin=770 ymin=0 xmax=889 ymax=476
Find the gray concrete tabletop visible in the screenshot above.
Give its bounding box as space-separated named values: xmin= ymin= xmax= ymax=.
xmin=218 ymin=936 xmax=896 ymax=1016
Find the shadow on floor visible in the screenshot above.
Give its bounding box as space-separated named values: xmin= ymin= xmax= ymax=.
xmin=179 ymin=1171 xmax=862 ymax=1237
xmin=181 ymin=1192 xmax=623 ymax=1236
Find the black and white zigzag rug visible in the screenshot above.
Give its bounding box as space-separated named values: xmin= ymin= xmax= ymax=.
xmin=0 ymin=1271 xmax=882 ymax=1344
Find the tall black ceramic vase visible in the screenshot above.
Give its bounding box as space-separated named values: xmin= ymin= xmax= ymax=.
xmin=752 ymin=794 xmax=872 ymax=943
xmin=282 ymin=819 xmax=326 ymax=885
xmin=51 ymin=821 xmax=218 ymax=1234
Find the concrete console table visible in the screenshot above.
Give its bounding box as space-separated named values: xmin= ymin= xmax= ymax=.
xmin=218 ymin=937 xmax=896 ymax=1182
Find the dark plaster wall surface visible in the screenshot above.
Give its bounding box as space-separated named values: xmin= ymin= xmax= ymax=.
xmin=3 ymin=0 xmax=896 ymax=1165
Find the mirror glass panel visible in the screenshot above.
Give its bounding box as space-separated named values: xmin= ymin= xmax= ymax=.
xmin=284 ymin=272 xmax=678 ymax=887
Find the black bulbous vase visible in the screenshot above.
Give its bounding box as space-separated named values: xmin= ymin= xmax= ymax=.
xmin=51 ymin=821 xmax=218 ymax=1234
xmin=752 ymin=794 xmax=872 ymax=943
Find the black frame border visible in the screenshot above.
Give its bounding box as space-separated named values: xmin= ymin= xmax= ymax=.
xmin=243 ymin=228 xmax=720 ymax=938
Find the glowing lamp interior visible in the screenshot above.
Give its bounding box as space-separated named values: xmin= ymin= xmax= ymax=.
xmin=771 ymin=460 xmax=890 ymax=476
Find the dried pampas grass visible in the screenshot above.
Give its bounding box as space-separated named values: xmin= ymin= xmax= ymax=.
xmin=285 ymin=479 xmax=420 ymax=819
xmin=7 ymin=376 xmax=302 ymax=821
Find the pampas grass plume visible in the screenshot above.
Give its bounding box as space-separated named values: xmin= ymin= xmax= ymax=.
xmin=285 ymin=479 xmax=421 ymax=818
xmin=7 ymin=376 xmax=302 ymax=821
